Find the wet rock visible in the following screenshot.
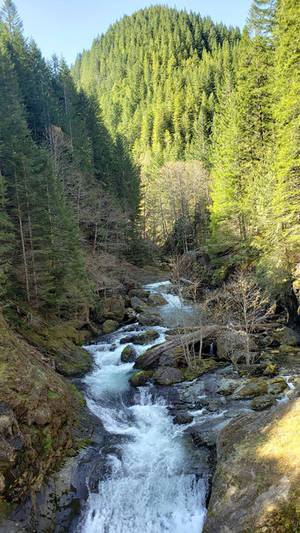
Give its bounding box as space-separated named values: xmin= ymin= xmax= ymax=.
xmin=147 ymin=293 xmax=168 ymax=306
xmin=129 ymin=371 xmax=152 ymax=387
xmin=154 ymin=367 xmax=183 ymax=386
xmin=269 ymin=377 xmax=288 ymax=395
xmin=138 ymin=310 xmax=163 ymax=326
xmin=132 ymin=329 xmax=160 ymax=345
xmin=102 ymin=297 xmax=125 ymax=322
xmin=185 ymin=425 xmax=217 ymax=448
xmin=233 ymin=378 xmax=268 ymax=399
xmin=130 ymin=296 xmax=147 ymax=312
xmin=102 ymin=320 xmax=119 ymax=334
xmin=251 ymin=394 xmax=276 ymax=410
xmin=217 ymin=379 xmax=239 ymax=396
xmin=173 ymin=411 xmax=193 ymax=425
xmin=125 ymin=307 xmax=137 ymax=322
xmin=121 ymin=345 xmax=137 ymax=363
xmin=274 ymin=326 xmax=300 ymax=346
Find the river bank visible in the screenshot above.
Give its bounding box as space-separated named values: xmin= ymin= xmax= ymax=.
xmin=1 ymin=275 xmax=299 ymax=532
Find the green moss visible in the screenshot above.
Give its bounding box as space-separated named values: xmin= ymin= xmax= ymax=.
xmin=47 ymin=390 xmax=59 ymax=399
xmin=42 ymin=427 xmax=52 ymax=455
xmin=0 ymin=498 xmax=17 ymax=520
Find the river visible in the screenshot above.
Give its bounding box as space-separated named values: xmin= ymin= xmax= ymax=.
xmin=75 ymin=282 xmax=208 ymax=533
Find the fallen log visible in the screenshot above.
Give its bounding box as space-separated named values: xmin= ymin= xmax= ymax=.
xmin=134 ymin=325 xmax=222 ymax=369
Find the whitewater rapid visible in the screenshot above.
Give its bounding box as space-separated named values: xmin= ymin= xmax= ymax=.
xmin=76 ymin=282 xmax=207 ymax=533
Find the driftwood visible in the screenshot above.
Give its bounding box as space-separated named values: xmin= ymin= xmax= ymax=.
xmin=133 ymin=321 xmax=280 ymax=370
xmin=134 ymin=325 xmax=221 ymax=369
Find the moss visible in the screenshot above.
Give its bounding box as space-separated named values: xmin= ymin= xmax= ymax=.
xmin=181 ymin=359 xmax=220 ymax=381
xmin=0 ymin=498 xmax=17 ymax=520
xmin=42 ymin=427 xmax=52 ymax=455
xmin=47 ymin=391 xmax=59 ymax=399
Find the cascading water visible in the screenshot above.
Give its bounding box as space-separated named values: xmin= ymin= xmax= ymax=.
xmin=76 ymin=282 xmax=208 ymax=533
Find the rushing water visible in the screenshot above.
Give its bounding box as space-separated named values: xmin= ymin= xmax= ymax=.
xmin=76 ymin=282 xmax=208 ymax=533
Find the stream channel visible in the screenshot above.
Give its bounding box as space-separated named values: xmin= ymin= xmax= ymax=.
xmin=71 ymin=280 xmax=296 ymax=533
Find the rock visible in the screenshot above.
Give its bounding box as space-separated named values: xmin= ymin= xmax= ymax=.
xmin=122 ymin=278 xmax=142 ymax=291
xmin=138 ymin=310 xmax=163 ymax=326
xmin=34 ymin=405 xmax=52 ymax=426
xmin=186 ymin=426 xmax=217 ymax=448
xmin=181 ymin=359 xmax=221 ymax=381
xmin=279 ymin=344 xmax=300 ymax=354
xmin=274 ymin=326 xmax=300 ymax=346
xmin=251 ymin=394 xmax=276 ymax=410
xmin=217 ymin=379 xmax=239 ymax=396
xmin=173 ymin=411 xmax=193 ymax=425
xmin=233 ymin=378 xmax=268 ymax=399
xmin=125 ymin=307 xmax=137 ymax=321
xmin=262 ymin=363 xmax=278 ymax=376
xmin=128 ymin=288 xmax=150 ymax=300
xmin=154 ymin=367 xmax=183 ymax=386
xmin=132 ymin=329 xmax=160 ymax=345
xmin=147 ymin=293 xmax=168 ymax=306
xmin=102 ymin=297 xmax=125 ymax=322
xmin=203 ymin=398 xmax=300 ymax=533
xmin=269 ymin=377 xmax=288 ymax=395
xmin=102 ymin=319 xmax=119 ymax=334
xmin=121 ymin=345 xmax=137 ymax=363
xmin=217 ymin=330 xmax=257 ymax=363
xmin=0 ymin=472 xmax=5 ymax=493
xmin=129 ymin=371 xmax=151 ymax=387
xmin=130 ymin=296 xmax=147 ymax=312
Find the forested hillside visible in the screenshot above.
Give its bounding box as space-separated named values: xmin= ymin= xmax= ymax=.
xmin=0 ymin=0 xmax=140 ymax=319
xmin=74 ymin=1 xmax=299 ymax=314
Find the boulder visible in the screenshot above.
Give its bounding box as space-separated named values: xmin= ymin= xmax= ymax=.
xmin=154 ymin=366 xmax=183 ymax=386
xmin=147 ymin=293 xmax=168 ymax=306
xmin=138 ymin=310 xmax=163 ymax=326
xmin=274 ymin=326 xmax=300 ymax=346
xmin=217 ymin=330 xmax=257 ymax=364
xmin=102 ymin=320 xmax=119 ymax=334
xmin=129 ymin=371 xmax=152 ymax=387
xmin=251 ymin=394 xmax=276 ymax=411
xmin=128 ymin=288 xmax=150 ymax=300
xmin=203 ymin=398 xmax=300 ymax=533
xmin=121 ymin=345 xmax=137 ymax=363
xmin=130 ymin=296 xmax=147 ymax=312
xmin=233 ymin=378 xmax=268 ymax=399
xmin=269 ymin=377 xmax=288 ymax=395
xmin=173 ymin=411 xmax=193 ymax=425
xmin=262 ymin=363 xmax=278 ymax=376
xmin=125 ymin=307 xmax=137 ymax=322
xmin=132 ymin=329 xmax=160 ymax=345
xmin=102 ymin=297 xmax=125 ymax=322
xmin=217 ymin=379 xmax=239 ymax=396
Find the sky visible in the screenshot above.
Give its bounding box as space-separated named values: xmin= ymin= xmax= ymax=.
xmin=14 ymin=0 xmax=253 ymax=66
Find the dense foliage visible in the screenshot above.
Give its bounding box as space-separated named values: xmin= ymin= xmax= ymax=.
xmin=0 ymin=0 xmax=140 ymax=316
xmin=73 ymin=6 xmax=240 ymax=171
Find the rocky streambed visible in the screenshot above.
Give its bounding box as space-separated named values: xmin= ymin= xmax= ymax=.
xmin=4 ymin=279 xmax=300 ymax=532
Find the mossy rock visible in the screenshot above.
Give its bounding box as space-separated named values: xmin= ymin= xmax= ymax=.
xmin=121 ymin=345 xmax=137 ymax=363
xmin=251 ymin=394 xmax=276 ymax=411
xmin=269 ymin=377 xmax=288 ymax=395
xmin=155 ymin=366 xmax=182 ymax=385
xmin=233 ymin=378 xmax=268 ymax=399
xmin=262 ymin=363 xmax=278 ymax=377
xmin=129 ymin=371 xmax=153 ymax=387
xmin=102 ymin=297 xmax=125 ymax=322
xmin=182 ymin=359 xmax=220 ymax=382
xmin=132 ymin=329 xmax=160 ymax=345
xmin=274 ymin=327 xmax=300 ymax=347
xmin=102 ymin=320 xmax=119 ymax=334
xmin=279 ymin=344 xmax=300 ymax=354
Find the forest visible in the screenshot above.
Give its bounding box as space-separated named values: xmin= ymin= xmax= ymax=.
xmin=0 ymin=0 xmax=299 ymax=531
xmin=0 ymin=0 xmax=298 ymax=323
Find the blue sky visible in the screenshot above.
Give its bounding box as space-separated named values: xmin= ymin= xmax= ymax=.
xmin=14 ymin=1 xmax=253 ymax=66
